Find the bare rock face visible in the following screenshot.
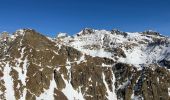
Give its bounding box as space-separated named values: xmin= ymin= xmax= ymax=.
xmin=142 ymin=30 xmax=161 ymax=36
xmin=0 ymin=29 xmax=169 ymax=100
xmin=113 ymin=63 xmax=170 ymax=100
xmin=159 ymin=54 xmax=170 ymax=69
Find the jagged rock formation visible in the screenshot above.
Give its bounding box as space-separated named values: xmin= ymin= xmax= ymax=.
xmin=0 ymin=28 xmax=169 ymax=100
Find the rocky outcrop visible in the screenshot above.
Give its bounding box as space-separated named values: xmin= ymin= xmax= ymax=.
xmin=142 ymin=31 xmax=161 ymax=36
xmin=113 ymin=63 xmax=170 ymax=100
xmin=77 ymin=28 xmax=95 ymax=36
xmin=111 ymin=29 xmax=128 ymax=37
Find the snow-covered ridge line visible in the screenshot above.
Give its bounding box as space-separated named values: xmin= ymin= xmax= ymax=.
xmin=1 ymin=28 xmax=170 ymax=69
xmin=55 ymin=28 xmax=170 ymax=69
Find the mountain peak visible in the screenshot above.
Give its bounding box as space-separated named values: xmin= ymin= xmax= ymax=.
xmin=77 ymin=28 xmax=95 ymax=36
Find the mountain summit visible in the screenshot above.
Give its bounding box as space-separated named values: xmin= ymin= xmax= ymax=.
xmin=0 ymin=29 xmax=169 ymax=100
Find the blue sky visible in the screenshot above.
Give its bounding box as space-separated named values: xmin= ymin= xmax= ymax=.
xmin=0 ymin=0 xmax=170 ymax=37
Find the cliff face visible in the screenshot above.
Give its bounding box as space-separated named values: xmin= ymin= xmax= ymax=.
xmin=0 ymin=29 xmax=169 ymax=100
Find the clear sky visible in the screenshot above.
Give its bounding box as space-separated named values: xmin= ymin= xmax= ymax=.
xmin=0 ymin=0 xmax=170 ymax=37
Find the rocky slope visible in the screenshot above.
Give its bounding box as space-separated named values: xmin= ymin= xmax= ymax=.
xmin=0 ymin=29 xmax=169 ymax=100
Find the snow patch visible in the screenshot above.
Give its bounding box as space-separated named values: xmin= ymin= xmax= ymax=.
xmin=57 ymin=33 xmax=68 ymax=38
xmin=102 ymin=73 xmax=117 ymax=100
xmin=168 ymin=88 xmax=170 ymax=96
xmin=61 ymin=59 xmax=84 ymax=100
xmin=61 ymin=74 xmax=84 ymax=100
xmin=3 ymin=63 xmax=15 ymax=100
xmin=119 ymin=47 xmax=146 ymax=69
xmin=102 ymin=63 xmax=112 ymax=67
xmin=76 ymin=53 xmax=86 ymax=64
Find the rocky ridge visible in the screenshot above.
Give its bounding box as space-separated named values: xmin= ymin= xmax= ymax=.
xmin=0 ymin=28 xmax=169 ymax=100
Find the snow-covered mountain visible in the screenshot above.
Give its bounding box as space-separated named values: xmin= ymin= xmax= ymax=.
xmin=0 ymin=28 xmax=169 ymax=100
xmin=57 ymin=28 xmax=170 ymax=69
